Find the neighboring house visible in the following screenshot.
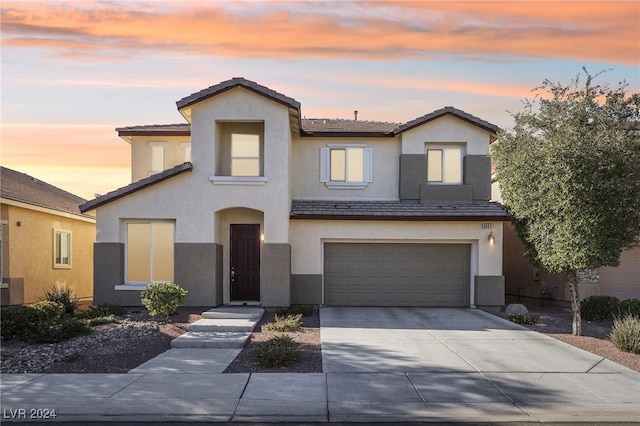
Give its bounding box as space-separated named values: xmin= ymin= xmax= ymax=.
xmin=1 ymin=167 xmax=95 ymax=305
xmin=80 ymin=77 xmax=508 ymax=309
xmin=492 ymin=179 xmax=640 ymax=303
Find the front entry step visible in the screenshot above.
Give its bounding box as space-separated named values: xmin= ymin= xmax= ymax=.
xmin=201 ymin=306 xmax=264 ymax=320
xmin=171 ymin=331 xmax=251 ymax=349
xmin=170 ymin=307 xmax=264 ymax=349
xmin=188 ymin=318 xmax=256 ymax=332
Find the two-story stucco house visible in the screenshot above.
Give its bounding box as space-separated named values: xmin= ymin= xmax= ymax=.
xmin=80 ymin=78 xmax=508 ymax=309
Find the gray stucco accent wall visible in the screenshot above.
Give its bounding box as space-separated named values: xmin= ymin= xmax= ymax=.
xmin=399 ymin=154 xmax=427 ymax=201
xmin=475 ymin=275 xmax=505 ymax=309
xmin=93 ymin=243 xmax=141 ymax=306
xmin=291 ymin=274 xmax=322 ymax=305
xmin=463 ymin=155 xmax=491 ymax=201
xmin=174 ymin=243 xmax=223 ymax=307
xmin=261 ymin=243 xmax=291 ymax=307
xmin=420 ymin=184 xmax=473 ymax=203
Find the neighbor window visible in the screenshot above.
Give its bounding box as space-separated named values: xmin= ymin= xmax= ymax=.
xmin=149 ymin=142 xmax=166 ymax=175
xmin=426 ymin=145 xmax=463 ymax=184
xmin=53 ymin=230 xmax=71 ymax=268
xmin=231 ymin=134 xmax=260 ymax=176
xmin=126 ymin=222 xmax=174 ymax=283
xmin=320 ymin=145 xmax=373 ymax=187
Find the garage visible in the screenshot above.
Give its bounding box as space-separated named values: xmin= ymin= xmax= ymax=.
xmin=324 ymin=243 xmax=470 ymax=306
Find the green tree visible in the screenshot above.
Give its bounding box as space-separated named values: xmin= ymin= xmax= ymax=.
xmin=493 ymin=68 xmax=640 ymax=335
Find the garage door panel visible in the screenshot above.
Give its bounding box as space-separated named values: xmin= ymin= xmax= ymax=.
xmin=324 ymin=243 xmax=470 ymax=307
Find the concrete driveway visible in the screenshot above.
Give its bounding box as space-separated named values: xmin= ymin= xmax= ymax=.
xmin=321 ymin=307 xmax=640 ymax=422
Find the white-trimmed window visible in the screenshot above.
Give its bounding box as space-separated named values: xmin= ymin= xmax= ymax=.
xmin=180 ymin=142 xmax=191 ymax=163
xmin=149 ymin=142 xmax=166 ymax=175
xmin=231 ymin=134 xmax=260 ymax=177
xmin=320 ymin=145 xmax=373 ymax=188
xmin=426 ymin=144 xmax=464 ymax=184
xmin=125 ymin=221 xmax=174 ymax=284
xmin=53 ymin=230 xmax=71 ymax=268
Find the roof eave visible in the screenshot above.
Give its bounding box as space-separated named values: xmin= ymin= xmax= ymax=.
xmin=79 ymin=162 xmax=193 ymax=213
xmin=289 ymin=214 xmax=510 ymax=221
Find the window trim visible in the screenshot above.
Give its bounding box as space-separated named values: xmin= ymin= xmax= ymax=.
xmin=124 ymin=220 xmax=175 ymax=285
xmin=320 ymin=144 xmax=373 ymax=189
xmin=53 ymin=229 xmax=72 ymax=269
xmin=425 ymin=143 xmax=465 ymax=185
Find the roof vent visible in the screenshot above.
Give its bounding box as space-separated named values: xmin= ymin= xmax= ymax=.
xmin=354 ymin=110 xmax=358 ymax=120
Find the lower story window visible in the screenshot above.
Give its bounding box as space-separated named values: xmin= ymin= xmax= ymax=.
xmin=126 ymin=221 xmax=174 ymax=283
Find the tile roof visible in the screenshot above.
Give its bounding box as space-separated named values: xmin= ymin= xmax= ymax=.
xmin=290 ymin=199 xmax=509 ymax=220
xmin=116 ymin=123 xmax=191 ymax=136
xmin=79 ymin=162 xmax=193 ymax=213
xmin=0 ymin=166 xmax=92 ymax=218
xmin=301 ymin=118 xmax=399 ymax=135
xmin=395 ymin=106 xmax=500 ymax=135
xmin=176 ymin=77 xmax=301 ymax=111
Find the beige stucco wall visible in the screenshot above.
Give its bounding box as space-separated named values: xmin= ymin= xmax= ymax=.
xmin=97 ymin=87 xmax=293 ymax=247
xmin=289 ymin=219 xmax=503 ymax=305
xmin=1 ymin=203 xmax=95 ymax=304
xmin=401 ymin=115 xmax=492 ymax=156
xmin=292 ymin=137 xmax=400 ymax=200
xmin=130 ymin=136 xmax=191 ymax=182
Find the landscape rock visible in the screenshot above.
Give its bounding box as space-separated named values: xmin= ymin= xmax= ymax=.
xmin=505 ymin=303 xmax=529 ymax=316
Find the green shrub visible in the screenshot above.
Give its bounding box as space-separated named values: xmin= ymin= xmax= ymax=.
xmin=140 ymin=281 xmax=188 ymax=322
xmin=42 ymin=285 xmax=79 ymax=316
xmin=0 ymin=301 xmax=90 ymax=343
xmin=618 ymin=299 xmax=640 ymax=317
xmin=254 ymin=335 xmax=300 ymax=367
xmin=580 ymin=295 xmax=620 ymax=321
xmin=265 ymin=313 xmax=303 ymax=332
xmin=276 ymin=305 xmax=314 ymax=317
xmin=86 ymin=315 xmax=118 ymax=326
xmin=83 ymin=304 xmax=126 ymax=319
xmin=610 ymin=314 xmax=640 ymax=354
xmin=507 ymin=313 xmax=538 ymax=325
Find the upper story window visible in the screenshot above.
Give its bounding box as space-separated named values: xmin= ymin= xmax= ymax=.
xmin=426 ymin=144 xmax=464 ymax=184
xmin=53 ymin=229 xmax=71 ymax=268
xmin=149 ymin=142 xmax=166 ymax=175
xmin=181 ymin=142 xmax=191 ymax=163
xmin=231 ymin=134 xmax=260 ymax=176
xmin=320 ymin=144 xmax=373 ymax=188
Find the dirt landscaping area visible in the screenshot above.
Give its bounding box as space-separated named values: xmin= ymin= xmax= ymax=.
xmin=2 ymin=304 xmax=638 ymax=374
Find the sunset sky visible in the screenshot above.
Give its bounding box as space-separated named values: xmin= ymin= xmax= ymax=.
xmin=2 ymin=1 xmax=639 ymax=200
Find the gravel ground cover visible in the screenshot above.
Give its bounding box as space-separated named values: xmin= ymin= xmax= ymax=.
xmin=0 ymin=308 xmax=200 ymax=373
xmin=224 ymin=309 xmax=322 ymax=373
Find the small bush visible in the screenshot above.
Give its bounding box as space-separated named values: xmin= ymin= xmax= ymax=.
xmin=507 ymin=313 xmax=538 ymax=325
xmin=265 ymin=313 xmax=303 ymax=332
xmin=254 ymin=335 xmax=300 ymax=368
xmin=581 ymin=295 xmax=620 ymax=321
xmin=618 ymin=299 xmax=640 ymax=317
xmin=86 ymin=315 xmax=118 ymax=326
xmin=276 ymin=305 xmax=314 ymax=317
xmin=83 ymin=304 xmax=126 ymax=319
xmin=0 ymin=301 xmax=90 ymax=343
xmin=610 ymin=314 xmax=640 ymax=354
xmin=140 ymin=281 xmax=188 ymax=322
xmin=42 ymin=285 xmax=79 ymax=316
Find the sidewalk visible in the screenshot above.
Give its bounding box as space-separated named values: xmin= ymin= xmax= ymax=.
xmin=2 ymin=370 xmax=639 ymax=423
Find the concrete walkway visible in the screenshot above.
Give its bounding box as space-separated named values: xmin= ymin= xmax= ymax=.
xmin=1 ymin=307 xmax=639 ymax=423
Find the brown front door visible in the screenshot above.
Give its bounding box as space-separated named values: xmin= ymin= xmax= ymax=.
xmin=230 ymin=224 xmax=260 ymax=301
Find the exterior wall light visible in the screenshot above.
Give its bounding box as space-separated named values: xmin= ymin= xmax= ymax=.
xmin=260 ymin=232 xmax=265 ymax=242
xmin=488 ymin=231 xmax=495 ymax=245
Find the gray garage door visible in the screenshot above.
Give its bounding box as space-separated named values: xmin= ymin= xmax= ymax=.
xmin=324 ymin=243 xmax=470 ymax=306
